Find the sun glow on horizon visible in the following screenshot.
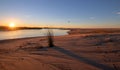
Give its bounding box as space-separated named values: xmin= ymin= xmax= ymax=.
xmin=9 ymin=22 xmax=16 ymax=28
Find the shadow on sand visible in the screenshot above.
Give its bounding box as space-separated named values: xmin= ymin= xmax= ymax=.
xmin=52 ymin=46 xmax=114 ymax=70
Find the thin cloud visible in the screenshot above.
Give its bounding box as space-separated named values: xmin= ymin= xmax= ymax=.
xmin=116 ymin=12 xmax=120 ymax=15
xmin=89 ymin=17 xmax=95 ymax=19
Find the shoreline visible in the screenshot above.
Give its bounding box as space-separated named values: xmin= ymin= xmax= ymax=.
xmin=0 ymin=35 xmax=69 ymax=44
xmin=0 ymin=36 xmax=46 ymax=41
xmin=1 ymin=32 xmax=120 ymax=43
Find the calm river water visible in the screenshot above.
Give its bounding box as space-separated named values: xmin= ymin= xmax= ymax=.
xmin=0 ymin=29 xmax=69 ymax=40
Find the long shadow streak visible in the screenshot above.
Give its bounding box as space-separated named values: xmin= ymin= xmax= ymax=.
xmin=52 ymin=46 xmax=114 ymax=70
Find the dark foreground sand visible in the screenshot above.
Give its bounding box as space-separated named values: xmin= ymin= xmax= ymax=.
xmin=0 ymin=30 xmax=120 ymax=70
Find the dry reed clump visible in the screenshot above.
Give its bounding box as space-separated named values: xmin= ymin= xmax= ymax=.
xmin=46 ymin=29 xmax=54 ymax=47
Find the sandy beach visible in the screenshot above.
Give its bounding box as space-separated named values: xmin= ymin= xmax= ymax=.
xmin=0 ymin=0 xmax=120 ymax=70
xmin=0 ymin=29 xmax=120 ymax=70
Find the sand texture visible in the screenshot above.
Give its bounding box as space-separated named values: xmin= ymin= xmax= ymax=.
xmin=0 ymin=31 xmax=120 ymax=70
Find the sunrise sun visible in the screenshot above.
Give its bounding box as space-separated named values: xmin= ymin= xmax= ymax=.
xmin=9 ymin=22 xmax=16 ymax=28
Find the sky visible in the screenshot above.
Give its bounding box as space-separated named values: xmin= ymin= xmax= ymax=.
xmin=0 ymin=0 xmax=120 ymax=28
